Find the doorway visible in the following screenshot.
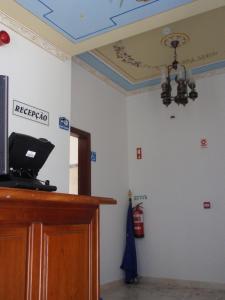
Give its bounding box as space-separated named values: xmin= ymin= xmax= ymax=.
xmin=69 ymin=135 xmax=78 ymax=194
xmin=70 ymin=127 xmax=91 ymax=195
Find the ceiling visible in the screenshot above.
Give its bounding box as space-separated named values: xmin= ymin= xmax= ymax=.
xmin=80 ymin=6 xmax=225 ymax=92
xmin=15 ymin=0 xmax=193 ymax=42
xmin=0 ymin=0 xmax=224 ymax=94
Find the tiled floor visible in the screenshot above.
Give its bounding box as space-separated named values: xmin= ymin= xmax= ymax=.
xmin=101 ymin=281 xmax=225 ymax=300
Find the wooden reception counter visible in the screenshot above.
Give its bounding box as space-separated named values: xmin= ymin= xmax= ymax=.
xmin=0 ymin=188 xmax=116 ymax=300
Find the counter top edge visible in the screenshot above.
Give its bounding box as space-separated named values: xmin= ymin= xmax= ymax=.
xmin=0 ymin=187 xmax=117 ymax=206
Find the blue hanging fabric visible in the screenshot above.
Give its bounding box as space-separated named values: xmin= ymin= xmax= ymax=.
xmin=120 ymin=193 xmax=138 ymax=283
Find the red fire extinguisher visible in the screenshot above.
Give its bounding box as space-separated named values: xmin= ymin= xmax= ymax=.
xmin=133 ymin=203 xmax=144 ymax=238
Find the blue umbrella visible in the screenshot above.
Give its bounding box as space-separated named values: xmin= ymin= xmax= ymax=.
xmin=120 ymin=198 xmax=138 ymax=283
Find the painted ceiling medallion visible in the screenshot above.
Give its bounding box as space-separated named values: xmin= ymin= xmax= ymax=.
xmin=161 ymin=33 xmax=190 ymax=48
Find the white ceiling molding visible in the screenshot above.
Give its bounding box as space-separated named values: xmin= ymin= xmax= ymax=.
xmin=0 ymin=10 xmax=70 ymax=61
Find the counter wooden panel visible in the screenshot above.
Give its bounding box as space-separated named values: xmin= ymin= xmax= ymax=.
xmin=0 ymin=188 xmax=116 ymax=300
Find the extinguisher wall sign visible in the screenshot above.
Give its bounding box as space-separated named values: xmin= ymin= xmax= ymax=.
xmin=133 ymin=203 xmax=144 ymax=238
xmin=136 ymin=147 xmax=142 ymax=159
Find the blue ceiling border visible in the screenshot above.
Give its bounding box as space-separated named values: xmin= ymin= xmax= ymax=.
xmin=78 ymin=52 xmax=160 ymax=91
xmin=78 ymin=52 xmax=225 ymax=92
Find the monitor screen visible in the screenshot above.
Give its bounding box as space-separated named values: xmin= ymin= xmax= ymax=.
xmin=9 ymin=132 xmax=55 ymax=178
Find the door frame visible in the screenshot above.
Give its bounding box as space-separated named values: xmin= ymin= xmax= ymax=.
xmin=70 ymin=127 xmax=91 ymax=195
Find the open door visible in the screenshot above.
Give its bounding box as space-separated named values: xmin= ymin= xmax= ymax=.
xmin=70 ymin=127 xmax=91 ymax=195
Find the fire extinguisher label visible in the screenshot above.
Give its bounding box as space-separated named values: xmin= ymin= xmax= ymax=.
xmin=133 ymin=215 xmax=143 ymax=222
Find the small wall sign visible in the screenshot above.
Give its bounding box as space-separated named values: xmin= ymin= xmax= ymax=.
xmin=203 ymin=201 xmax=211 ymax=209
xmin=136 ymin=147 xmax=142 ymax=159
xmin=13 ymin=100 xmax=49 ymax=126
xmin=133 ymin=195 xmax=148 ymax=201
xmin=201 ymin=138 xmax=208 ymax=148
xmin=59 ymin=117 xmax=69 ymax=130
xmin=91 ymin=151 xmax=96 ymax=162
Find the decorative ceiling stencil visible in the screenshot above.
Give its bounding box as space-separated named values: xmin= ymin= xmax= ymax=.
xmin=113 ymin=41 xmax=153 ymax=70
xmin=15 ymin=0 xmax=193 ymax=42
xmin=78 ymin=6 xmax=225 ymax=91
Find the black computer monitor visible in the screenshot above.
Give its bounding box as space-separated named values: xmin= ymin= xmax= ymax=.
xmin=9 ymin=132 xmax=55 ymax=178
xmin=0 ymin=75 xmax=9 ymax=177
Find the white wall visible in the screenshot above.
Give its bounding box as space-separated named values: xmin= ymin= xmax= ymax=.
xmin=6 ymin=26 xmax=223 ymax=284
xmin=0 ymin=25 xmax=71 ymax=192
xmin=71 ymin=61 xmax=129 ymax=284
xmin=127 ymin=72 xmax=225 ymax=284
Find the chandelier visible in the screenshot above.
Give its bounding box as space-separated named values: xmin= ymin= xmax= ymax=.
xmin=161 ymin=39 xmax=198 ymax=106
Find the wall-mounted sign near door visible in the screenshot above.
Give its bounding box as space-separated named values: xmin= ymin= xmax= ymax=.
xmin=91 ymin=151 xmax=96 ymax=162
xmin=13 ymin=100 xmax=49 ymax=126
xmin=59 ymin=117 xmax=69 ymax=130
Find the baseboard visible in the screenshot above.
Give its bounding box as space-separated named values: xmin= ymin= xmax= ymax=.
xmin=100 ymin=279 xmax=124 ymax=291
xmin=101 ymin=276 xmax=225 ymax=291
xmin=141 ymin=276 xmax=225 ymax=290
